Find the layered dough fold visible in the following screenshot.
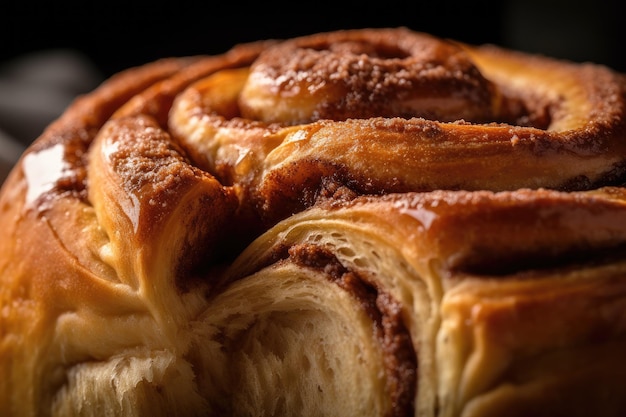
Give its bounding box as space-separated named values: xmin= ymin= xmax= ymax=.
xmin=216 ymin=189 xmax=626 ymax=417
xmin=1 ymin=27 xmax=626 ymax=417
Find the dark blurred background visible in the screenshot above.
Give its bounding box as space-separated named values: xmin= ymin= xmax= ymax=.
xmin=1 ymin=0 xmax=624 ymax=181
xmin=3 ymin=0 xmax=624 ymax=78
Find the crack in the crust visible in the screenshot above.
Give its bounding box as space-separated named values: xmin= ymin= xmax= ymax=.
xmin=452 ymin=243 xmax=626 ymax=278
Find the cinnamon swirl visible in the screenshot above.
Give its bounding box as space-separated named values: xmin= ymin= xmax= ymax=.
xmin=1 ymin=27 xmax=626 ymax=417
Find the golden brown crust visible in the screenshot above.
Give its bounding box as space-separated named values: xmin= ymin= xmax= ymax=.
xmin=238 ymin=28 xmax=498 ymax=124
xmin=170 ymin=28 xmax=626 ymax=229
xmin=1 ymin=27 xmax=626 ymax=417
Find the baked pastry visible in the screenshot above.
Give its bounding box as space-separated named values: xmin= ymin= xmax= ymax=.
xmin=1 ymin=27 xmax=626 ymax=417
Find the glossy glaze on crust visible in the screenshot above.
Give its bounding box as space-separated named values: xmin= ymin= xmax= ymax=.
xmin=1 ymin=27 xmax=626 ymax=417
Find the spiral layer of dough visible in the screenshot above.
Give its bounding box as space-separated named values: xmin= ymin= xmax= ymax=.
xmin=1 ymin=27 xmax=626 ymax=417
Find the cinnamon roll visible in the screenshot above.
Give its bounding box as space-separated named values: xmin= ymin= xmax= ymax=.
xmin=1 ymin=27 xmax=626 ymax=417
